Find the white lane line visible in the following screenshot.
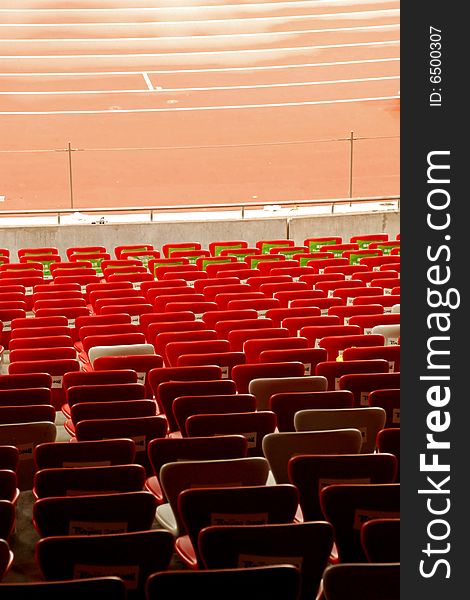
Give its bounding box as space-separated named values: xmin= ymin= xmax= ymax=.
xmin=0 ymin=9 xmax=400 ymax=27
xmin=2 ymin=24 xmax=399 ymax=43
xmin=0 ymin=57 xmax=400 ymax=77
xmin=0 ymin=75 xmax=399 ymax=95
xmin=0 ymin=1 xmax=400 ymax=12
xmin=142 ymin=72 xmax=154 ymax=90
xmin=0 ymin=95 xmax=400 ymax=115
xmin=0 ymin=39 xmax=400 ymax=59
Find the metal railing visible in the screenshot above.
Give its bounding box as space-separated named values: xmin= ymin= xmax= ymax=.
xmin=0 ymin=132 xmax=399 ymax=218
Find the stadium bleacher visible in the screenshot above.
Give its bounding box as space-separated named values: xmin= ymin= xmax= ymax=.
xmin=0 ymin=234 xmax=400 ymax=597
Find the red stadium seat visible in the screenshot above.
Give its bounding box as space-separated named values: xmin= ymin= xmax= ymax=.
xmin=173 ymin=394 xmax=257 ymax=436
xmin=145 ymin=435 xmax=248 ymax=504
xmin=315 ymin=359 xmax=390 ymax=391
xmin=338 ymin=372 xmax=401 ymax=407
xmin=8 ymin=359 xmax=80 ymax=410
xmin=186 ymin=411 xmax=277 ymax=457
xmin=177 ymin=351 xmax=246 ymax=379
xmin=228 ymin=327 xmax=289 ymax=352
xmin=243 ymin=336 xmax=308 ymax=364
xmin=270 ymin=390 xmax=354 ymax=432
xmin=289 ymin=453 xmax=397 ymax=521
xmin=165 ymin=339 xmax=230 ymax=368
xmin=231 ymin=362 xmax=305 ymax=394
xmin=157 ymin=379 xmax=236 ymax=433
xmin=318 ymin=333 xmax=385 ymax=361
xmin=343 ymin=344 xmax=400 ymax=373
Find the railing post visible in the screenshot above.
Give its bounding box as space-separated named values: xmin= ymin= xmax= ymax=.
xmin=67 ymin=142 xmax=74 ymax=210
xmin=348 ymin=131 xmax=354 ymax=202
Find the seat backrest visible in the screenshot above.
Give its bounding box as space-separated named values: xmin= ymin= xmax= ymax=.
xmin=0 ymin=422 xmax=57 ymax=490
xmin=88 ymin=344 xmax=155 ymax=368
xmin=0 ymin=446 xmax=19 ymax=472
xmin=338 ymin=372 xmax=401 ymax=407
xmin=249 ymin=376 xmax=327 ymax=411
xmin=201 ymin=309 xmax=258 ymax=330
xmin=342 ymin=345 xmax=400 ymax=373
xmin=178 ymin=484 xmax=299 ymax=567
xmin=173 ymin=394 xmax=256 ymax=435
xmin=322 ymin=563 xmax=400 ymax=600
xmin=288 ymin=453 xmax=398 ymax=521
xmin=199 ymin=522 xmax=333 ymax=600
xmin=0 ymin=404 xmax=55 ymax=426
xmin=0 ymin=500 xmax=15 ymax=541
xmin=74 ymin=415 xmax=168 ymax=475
xmin=177 ymin=351 xmax=246 ymax=379
xmin=370 ymin=323 xmax=400 ymax=345
xmin=147 ymin=435 xmax=248 ymax=483
xmin=8 ymin=335 xmax=74 ymax=351
xmin=146 ymin=565 xmax=301 ymax=600
xmin=243 ymin=336 xmax=308 ymax=364
xmin=319 ymin=483 xmax=400 ymax=562
xmin=0 ymin=373 xmax=52 ymax=390
xmin=0 ymin=387 xmax=51 ymax=407
xmin=0 ymin=537 xmax=12 ymax=581
xmin=186 ymin=411 xmax=277 ymax=456
xmin=315 ymin=359 xmax=390 ymax=391
xmin=214 ymin=318 xmax=274 ymax=340
xmin=34 ymin=438 xmax=136 ymax=470
xmin=9 ymin=347 xmax=77 ymax=363
xmin=70 ymin=399 xmax=157 ymax=427
xmin=348 ymin=312 xmax=400 ymax=334
xmin=376 ymin=428 xmax=400 ymax=480
xmin=294 ymin=407 xmax=387 ymax=453
xmin=66 ymin=383 xmax=146 ymax=409
xmin=33 ymin=464 xmax=146 ymax=499
xmin=299 ymin=324 xmax=360 ymax=348
xmin=360 ymin=517 xmax=400 ymax=562
xmin=0 ymin=577 xmax=127 ymax=599
xmin=269 ymin=390 xmax=355 ymax=432
xmin=368 ymin=389 xmax=400 ymax=428
xmin=228 ymin=327 xmax=289 ymax=352
xmin=262 ymin=429 xmax=363 ymax=483
xmin=147 ymin=365 xmax=222 ymax=399
xmin=165 ymin=339 xmax=230 ymax=368
xmin=231 ymin=362 xmax=305 ymax=394
xmin=36 ymin=530 xmax=174 ymax=599
xmin=90 ymin=354 xmax=162 ymax=394
xmin=153 ymin=329 xmax=217 ymax=362
xmin=33 ymin=490 xmax=158 ymax=538
xmin=157 ymin=379 xmax=236 ymax=432
xmin=160 ymin=457 xmax=270 ymax=535
xmin=82 ymin=332 xmax=146 ymax=355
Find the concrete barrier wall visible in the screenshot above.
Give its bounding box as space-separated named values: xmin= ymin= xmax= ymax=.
xmin=0 ymin=210 xmax=399 ymax=259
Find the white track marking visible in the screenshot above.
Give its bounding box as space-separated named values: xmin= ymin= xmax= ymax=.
xmin=0 ymin=39 xmax=399 ymax=59
xmin=0 ymin=57 xmax=399 ymax=77
xmin=0 ymin=95 xmax=400 ymax=115
xmin=2 ymin=25 xmax=398 ymax=43
xmin=142 ymin=72 xmax=154 ymax=90
xmin=0 ymin=75 xmax=399 ymax=95
xmin=0 ymin=8 xmax=399 ymax=27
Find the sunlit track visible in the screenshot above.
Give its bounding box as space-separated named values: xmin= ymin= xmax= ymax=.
xmin=0 ymin=95 xmax=399 ymax=116
xmin=0 ymin=8 xmax=400 ymax=28
xmin=0 ymin=0 xmax=400 ymax=211
xmin=0 ymin=56 xmax=400 ymax=77
xmin=2 ymin=25 xmax=399 ymax=43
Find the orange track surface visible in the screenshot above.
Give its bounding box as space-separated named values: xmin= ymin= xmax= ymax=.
xmin=0 ymin=0 xmax=400 ymax=211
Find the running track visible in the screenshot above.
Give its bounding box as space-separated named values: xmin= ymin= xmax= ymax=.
xmin=0 ymin=0 xmax=400 ymax=211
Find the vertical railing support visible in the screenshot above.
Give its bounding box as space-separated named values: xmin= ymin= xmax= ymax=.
xmin=67 ymin=142 xmax=74 ymax=210
xmin=349 ymin=131 xmax=354 ymax=202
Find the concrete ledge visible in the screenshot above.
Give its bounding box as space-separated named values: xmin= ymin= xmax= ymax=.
xmin=0 ymin=211 xmax=399 ymax=258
